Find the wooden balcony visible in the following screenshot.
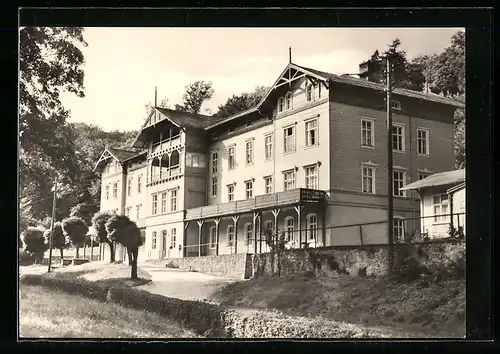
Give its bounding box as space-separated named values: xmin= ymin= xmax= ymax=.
xmin=185 ymin=188 xmax=326 ymax=221
xmin=151 ymin=135 xmax=181 ymax=157
xmin=147 ymin=166 xmax=181 ymax=185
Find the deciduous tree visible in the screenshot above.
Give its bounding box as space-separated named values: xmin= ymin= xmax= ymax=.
xmin=91 ymin=211 xmax=115 ymax=262
xmin=174 ymin=81 xmax=215 ymax=114
xmin=22 ymin=227 xmax=48 ymax=264
xmin=43 ymin=222 xmax=68 ymax=260
xmin=213 ymin=86 xmax=269 ymax=118
xmin=105 ymin=215 xmax=143 ymax=279
xmin=62 ymin=216 xmax=88 ymax=258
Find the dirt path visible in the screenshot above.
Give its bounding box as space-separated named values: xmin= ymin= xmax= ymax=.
xmin=137 ymin=263 xmax=239 ymax=302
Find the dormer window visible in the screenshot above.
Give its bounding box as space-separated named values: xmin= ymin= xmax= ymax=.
xmin=391 ymin=100 xmax=402 ymax=110
xmin=285 ymin=92 xmax=292 ymax=110
xmin=306 ymin=84 xmax=314 ymax=102
xmin=278 ymin=97 xmax=284 ymax=113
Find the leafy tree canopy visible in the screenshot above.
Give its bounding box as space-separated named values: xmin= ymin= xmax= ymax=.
xmin=174 ymin=81 xmax=215 ymax=114
xmin=213 ymin=86 xmax=269 ymax=118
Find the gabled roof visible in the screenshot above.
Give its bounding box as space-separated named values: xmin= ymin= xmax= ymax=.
xmin=132 ymin=107 xmax=227 ymax=148
xmin=294 ymin=64 xmax=465 ymax=108
xmin=202 ymin=62 xmax=464 ymax=132
xmin=93 ymin=146 xmax=146 ymax=172
xmin=401 ymin=169 xmax=465 ymax=191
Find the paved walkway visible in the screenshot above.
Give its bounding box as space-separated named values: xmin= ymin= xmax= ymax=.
xmin=137 ymin=262 xmax=239 ymax=302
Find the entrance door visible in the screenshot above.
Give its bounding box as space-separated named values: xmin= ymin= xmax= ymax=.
xmin=161 ymin=230 xmax=168 ymax=259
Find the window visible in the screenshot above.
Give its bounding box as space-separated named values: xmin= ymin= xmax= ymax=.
xmin=171 ymin=190 xmax=177 ymax=211
xmin=283 ymin=170 xmax=296 ymax=191
xmin=418 ymin=172 xmax=430 ymax=180
xmin=263 ymin=221 xmax=273 ymax=240
xmin=417 ymin=128 xmax=430 ymax=156
xmin=162 ymin=230 xmax=168 ymax=249
xmin=152 ymin=231 xmax=157 ymax=250
xmin=305 ymin=165 xmax=318 ymax=190
xmin=161 ymin=192 xmax=167 ymax=213
xmin=285 ymin=92 xmax=292 ymax=110
xmin=211 ymin=177 xmax=218 ymax=197
xmin=278 ymin=97 xmax=285 ymax=113
xmin=393 ymin=218 xmax=405 ymax=243
xmin=113 ymin=183 xmax=118 ymax=199
xmin=105 ymin=185 xmax=109 ymax=200
xmin=306 ymin=84 xmax=314 ymax=102
xmin=228 ymin=146 xmax=236 ymax=169
xmin=264 ymin=134 xmax=273 ymax=160
xmin=306 ymin=214 xmax=317 ymax=241
xmin=361 ymin=119 xmax=375 ymax=148
xmin=211 ymin=151 xmax=218 ymax=174
xmin=393 ymin=170 xmax=406 ymax=197
xmin=392 ymin=124 xmax=404 ymax=152
xmin=136 ymin=204 xmax=141 ymax=219
xmin=391 ymin=100 xmax=402 ymax=110
xmin=170 ymin=228 xmax=177 ymax=248
xmin=264 ymin=176 xmax=273 ymax=194
xmin=187 ymin=153 xmax=200 ymax=167
xmin=433 ymin=194 xmax=449 ymax=222
xmin=227 ymin=225 xmax=235 ymax=246
xmin=283 ymin=126 xmax=295 ymax=153
xmin=245 ymin=140 xmax=254 ymax=164
xmin=209 ymin=226 xmax=217 ymax=249
xmin=362 ymin=166 xmax=376 ymax=194
xmin=305 ymin=119 xmax=318 ymax=147
xmin=137 ymin=175 xmax=142 ymax=193
xmin=245 ymin=223 xmax=253 ymax=246
xmin=245 ymin=180 xmax=253 ymax=199
xmin=285 ymin=217 xmax=294 ymax=242
xmin=152 ymin=194 xmax=158 ymax=215
xmin=227 ymin=184 xmax=235 ymax=202
xmin=127 ymin=179 xmax=132 ymax=196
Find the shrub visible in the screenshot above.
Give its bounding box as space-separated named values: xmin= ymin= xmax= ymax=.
xmin=19 ymin=250 xmax=35 ymax=266
xmin=22 ymin=227 xmax=48 ymax=263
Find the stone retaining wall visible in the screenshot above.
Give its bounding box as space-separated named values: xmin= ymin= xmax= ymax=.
xmin=166 ymin=253 xmax=252 ymax=279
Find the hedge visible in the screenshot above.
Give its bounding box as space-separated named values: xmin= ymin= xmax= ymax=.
xmin=20 ymin=274 xmax=391 ymax=338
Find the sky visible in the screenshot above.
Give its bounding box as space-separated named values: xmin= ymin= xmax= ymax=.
xmin=60 ymin=27 xmax=462 ymax=132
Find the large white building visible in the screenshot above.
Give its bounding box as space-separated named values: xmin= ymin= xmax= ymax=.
xmin=94 ymin=62 xmax=463 ymax=261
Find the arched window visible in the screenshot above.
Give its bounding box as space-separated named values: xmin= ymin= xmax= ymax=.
xmin=284 ymin=216 xmax=294 ymax=242
xmin=162 ymin=230 xmax=168 ymax=248
xmin=306 ymin=214 xmax=317 ymax=241
xmin=227 ymin=225 xmax=235 ymax=246
xmin=263 ymin=220 xmax=273 ymax=240
xmin=285 ymin=92 xmax=292 ymax=110
xmin=393 ymin=217 xmax=405 ymax=243
xmin=209 ymin=226 xmax=217 ymax=249
xmin=278 ymin=97 xmax=285 ymax=113
xmin=245 ymin=223 xmax=253 ymax=245
xmin=151 ymin=231 xmax=157 ymax=250
xmin=170 ymin=150 xmax=180 ymax=168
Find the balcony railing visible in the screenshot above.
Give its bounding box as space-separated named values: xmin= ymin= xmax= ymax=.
xmin=185 ymin=188 xmax=326 ymax=220
xmin=147 ymin=166 xmax=181 ymax=184
xmin=151 ymin=135 xmax=181 ymax=155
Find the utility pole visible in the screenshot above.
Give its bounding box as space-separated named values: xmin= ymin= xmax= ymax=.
xmin=386 ymin=58 xmax=395 ymax=270
xmin=47 ymin=177 xmax=58 ymax=273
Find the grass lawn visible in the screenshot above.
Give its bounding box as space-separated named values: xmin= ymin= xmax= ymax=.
xmin=19 ymin=285 xmax=200 ymax=338
xmin=210 ymin=275 xmax=465 ymax=338
xmin=34 ymin=261 xmax=153 ymax=287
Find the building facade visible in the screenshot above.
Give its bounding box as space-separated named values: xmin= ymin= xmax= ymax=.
xmin=94 ymin=62 xmax=463 ymax=260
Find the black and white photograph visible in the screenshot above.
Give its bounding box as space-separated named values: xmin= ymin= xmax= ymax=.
xmin=19 ymin=20 xmax=470 ymax=340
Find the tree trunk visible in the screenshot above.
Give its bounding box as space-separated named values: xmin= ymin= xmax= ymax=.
xmin=60 ymin=248 xmax=64 ymax=265
xmin=131 ymin=247 xmax=138 ymax=279
xmin=83 ymin=244 xmax=87 ymax=259
xmin=75 ymin=247 xmax=80 ymax=259
xmin=127 ymin=248 xmax=133 ymax=266
xmin=107 ymin=241 xmax=115 ymax=263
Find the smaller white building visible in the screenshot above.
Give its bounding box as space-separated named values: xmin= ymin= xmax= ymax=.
xmin=401 ymin=169 xmax=465 ymax=239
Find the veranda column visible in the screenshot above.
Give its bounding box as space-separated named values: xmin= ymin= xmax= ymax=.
xmin=232 ymin=215 xmax=240 ymax=254
xmin=294 ymin=205 xmax=302 ymax=248
xmin=214 ymin=218 xmax=221 ymax=255
xmin=272 ymin=209 xmax=281 ymax=248
xmin=197 ymin=220 xmax=204 ymax=257
xmin=253 ymin=212 xmax=260 ymax=253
